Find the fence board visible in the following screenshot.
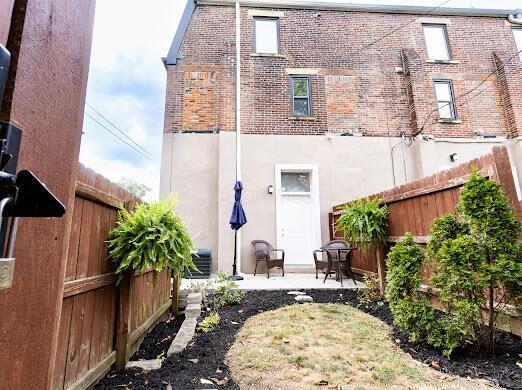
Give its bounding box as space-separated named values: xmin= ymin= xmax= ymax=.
xmin=330 ymin=147 xmax=521 ymax=335
xmin=54 ymin=165 xmax=172 ymax=389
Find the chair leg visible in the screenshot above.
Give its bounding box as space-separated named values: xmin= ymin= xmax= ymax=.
xmin=254 ymin=261 xmax=258 ymax=276
xmin=282 ymin=265 xmax=285 ymax=277
xmin=267 ymin=261 xmax=270 ymax=279
xmin=323 ymin=263 xmax=331 ymax=284
xmin=315 ymin=267 xmax=318 ymax=279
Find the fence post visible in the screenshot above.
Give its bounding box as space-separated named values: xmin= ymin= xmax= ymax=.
xmin=115 ymin=273 xmax=131 ymax=370
xmin=171 ymin=272 xmax=179 ymax=316
xmin=491 ymin=147 xmax=522 ymax=218
xmin=376 ymin=245 xmax=386 ymax=293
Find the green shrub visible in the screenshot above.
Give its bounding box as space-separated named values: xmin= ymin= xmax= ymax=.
xmin=385 ymin=233 xmax=435 ymax=342
xmin=198 ymin=312 xmax=220 ymax=333
xmin=108 ymin=196 xmax=196 ymax=277
xmin=429 ymin=171 xmax=522 ymax=354
xmin=386 ymin=172 xmax=521 ymax=357
xmin=427 ymin=214 xmax=468 ymax=255
xmin=335 ymin=197 xmax=389 ymax=249
xmin=360 ymin=273 xmax=383 ymax=303
xmin=204 ymin=271 xmax=244 ymax=311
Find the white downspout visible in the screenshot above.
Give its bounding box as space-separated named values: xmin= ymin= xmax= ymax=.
xmin=235 ymin=0 xmax=242 ymax=274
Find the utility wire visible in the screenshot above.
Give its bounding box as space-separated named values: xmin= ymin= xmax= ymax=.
xmin=414 ymin=48 xmax=522 ymax=136
xmin=85 ymin=112 xmax=157 ymax=164
xmin=352 ymin=0 xmax=453 ymax=54
xmin=86 ymin=103 xmax=154 ymax=158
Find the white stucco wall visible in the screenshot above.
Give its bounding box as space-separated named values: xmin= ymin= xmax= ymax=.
xmin=161 ymin=132 xmax=521 ymax=274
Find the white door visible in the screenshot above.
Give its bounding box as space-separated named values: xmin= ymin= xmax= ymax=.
xmin=276 ymin=165 xmax=321 ymax=267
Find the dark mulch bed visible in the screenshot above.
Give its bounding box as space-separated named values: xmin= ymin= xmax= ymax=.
xmin=96 ymin=290 xmax=521 ymax=389
xmin=130 ymin=314 xmax=185 ymax=361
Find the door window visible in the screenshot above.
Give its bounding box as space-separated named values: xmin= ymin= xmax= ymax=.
xmin=281 ymin=172 xmax=310 ymax=193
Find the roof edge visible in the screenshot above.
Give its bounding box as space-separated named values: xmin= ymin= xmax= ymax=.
xmin=165 ymin=0 xmax=196 ymax=66
xmin=195 ymin=0 xmax=514 ymax=18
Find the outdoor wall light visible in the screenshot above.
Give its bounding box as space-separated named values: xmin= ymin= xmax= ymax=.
xmin=267 ymin=185 xmax=274 ymax=194
xmin=450 ymin=153 xmax=459 ymax=162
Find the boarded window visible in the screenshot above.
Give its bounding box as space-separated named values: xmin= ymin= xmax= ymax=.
xmin=423 ymin=24 xmax=451 ymax=60
xmin=254 ymin=18 xmax=279 ymax=54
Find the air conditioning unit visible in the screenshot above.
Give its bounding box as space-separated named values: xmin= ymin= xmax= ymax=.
xmin=184 ymin=248 xmax=212 ymax=279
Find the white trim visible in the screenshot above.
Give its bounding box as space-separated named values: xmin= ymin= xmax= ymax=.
xmin=275 ymin=164 xmax=321 ymax=267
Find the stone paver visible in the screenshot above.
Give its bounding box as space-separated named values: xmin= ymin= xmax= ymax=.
xmin=167 ymin=292 xmax=203 ymax=357
xmin=287 ymin=291 xmax=306 ymax=295
xmin=294 ymin=295 xmax=314 ymax=303
xmin=126 ymin=359 xmax=162 ymax=371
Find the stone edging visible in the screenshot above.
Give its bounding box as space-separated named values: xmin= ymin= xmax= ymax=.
xmin=124 ymin=292 xmax=203 ymax=371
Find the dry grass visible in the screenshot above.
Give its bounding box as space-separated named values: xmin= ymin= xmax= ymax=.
xmin=227 ymin=304 xmax=497 ymax=390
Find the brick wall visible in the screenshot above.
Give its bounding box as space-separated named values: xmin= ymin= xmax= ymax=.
xmin=164 ymin=5 xmax=522 ymax=138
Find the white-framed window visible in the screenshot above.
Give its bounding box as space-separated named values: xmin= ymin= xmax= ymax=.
xmin=254 ymin=17 xmax=279 ymax=54
xmin=423 ymin=24 xmax=451 ymax=61
xmin=513 ymin=28 xmax=522 ymax=60
xmin=434 ymin=80 xmax=457 ymax=120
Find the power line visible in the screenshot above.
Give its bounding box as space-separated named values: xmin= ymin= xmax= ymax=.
xmin=86 ymin=102 xmax=154 ymax=158
xmin=414 ymin=48 xmax=522 ymax=137
xmin=84 ymin=112 xmax=157 ymax=164
xmin=352 ymin=0 xmax=453 ymax=54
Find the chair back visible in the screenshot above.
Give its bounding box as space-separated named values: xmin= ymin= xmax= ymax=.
xmin=250 ymin=240 xmax=273 ymax=260
xmin=323 ymin=240 xmax=350 ymax=260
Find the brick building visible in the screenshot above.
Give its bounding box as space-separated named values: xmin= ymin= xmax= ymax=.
xmin=161 ymin=0 xmax=522 ymax=275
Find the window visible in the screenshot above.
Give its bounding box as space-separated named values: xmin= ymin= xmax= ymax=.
xmin=423 ymin=24 xmax=451 ymax=60
xmin=434 ymin=80 xmax=457 ymax=120
xmin=281 ymin=172 xmax=310 ymax=193
xmin=513 ymin=28 xmax=522 ymax=60
xmin=254 ymin=17 xmax=279 ymax=54
xmin=291 ymin=77 xmax=311 ymax=117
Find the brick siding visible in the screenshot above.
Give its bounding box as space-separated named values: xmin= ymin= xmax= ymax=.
xmin=164 ymin=5 xmax=522 ymax=138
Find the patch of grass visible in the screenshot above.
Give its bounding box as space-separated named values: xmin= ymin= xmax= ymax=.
xmin=227 ymin=303 xmax=495 ymax=389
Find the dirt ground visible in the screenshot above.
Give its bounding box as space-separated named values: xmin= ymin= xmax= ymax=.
xmin=96 ymin=290 xmax=521 ymax=389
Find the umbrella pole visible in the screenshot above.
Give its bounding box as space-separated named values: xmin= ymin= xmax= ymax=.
xmin=229 ymin=230 xmax=243 ymax=281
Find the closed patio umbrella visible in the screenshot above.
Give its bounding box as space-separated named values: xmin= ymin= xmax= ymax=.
xmin=229 ymin=181 xmax=247 ymax=280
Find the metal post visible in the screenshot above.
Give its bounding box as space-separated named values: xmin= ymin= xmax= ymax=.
xmin=235 ymin=1 xmax=242 ymax=275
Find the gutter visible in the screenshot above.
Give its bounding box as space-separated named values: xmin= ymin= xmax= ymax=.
xmin=196 ymin=0 xmax=514 ymax=18
xmin=164 ymin=0 xmax=196 ymax=66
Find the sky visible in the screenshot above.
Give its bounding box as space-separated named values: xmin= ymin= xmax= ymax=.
xmin=80 ymin=0 xmax=520 ymax=201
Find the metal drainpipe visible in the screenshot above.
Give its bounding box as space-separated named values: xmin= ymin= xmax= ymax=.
xmin=235 ymin=0 xmax=242 ymax=274
xmin=401 ymin=133 xmax=409 ymax=183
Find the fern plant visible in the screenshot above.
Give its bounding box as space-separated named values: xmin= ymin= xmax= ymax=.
xmin=335 ymin=197 xmax=389 ymax=290
xmin=335 ymin=197 xmax=389 ymax=249
xmin=108 ymin=195 xmax=196 ymax=277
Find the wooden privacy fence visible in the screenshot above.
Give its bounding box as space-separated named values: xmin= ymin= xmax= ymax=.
xmin=330 ymin=146 xmax=521 ymax=335
xmin=52 ymin=165 xmax=172 ymax=390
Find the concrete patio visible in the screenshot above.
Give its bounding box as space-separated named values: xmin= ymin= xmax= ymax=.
xmin=182 ymin=273 xmax=366 ymax=291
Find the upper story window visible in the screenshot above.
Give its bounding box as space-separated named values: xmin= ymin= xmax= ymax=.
xmin=513 ymin=28 xmax=522 ymax=60
xmin=423 ymin=24 xmax=451 ymax=61
xmin=434 ymin=80 xmax=457 ymax=120
xmin=291 ymin=77 xmax=311 ymax=117
xmin=254 ymin=17 xmax=279 ymax=54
